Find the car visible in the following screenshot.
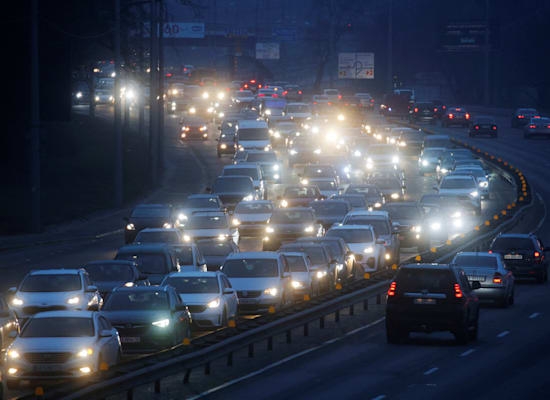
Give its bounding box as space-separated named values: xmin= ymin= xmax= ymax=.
xmin=115 ymin=243 xmax=180 ymax=285
xmin=243 ymin=150 xmax=282 ymax=182
xmin=410 ymin=102 xmax=436 ymax=124
xmin=436 ymin=175 xmax=481 ymax=213
xmin=470 ymin=116 xmax=498 ymax=137
xmin=323 ymin=89 xmax=341 ymax=102
xmin=511 ymin=108 xmax=539 ymax=128
xmin=279 ymin=252 xmax=317 ymax=298
xmin=432 ymin=100 xmax=446 ymax=119
xmin=8 ymin=269 xmax=102 ymax=321
xmin=170 ymin=242 xmax=207 ymax=272
xmin=161 ymin=271 xmax=238 ymax=329
xmin=124 ymin=204 xmax=175 ymax=244
xmin=134 ymin=228 xmax=183 ymax=244
xmin=263 ymin=207 xmax=324 ymax=251
xmin=451 ymin=166 xmax=489 ymax=199
xmin=398 ymin=129 xmax=425 ymax=155
xmin=4 ymin=311 xmax=121 ymax=387
xmin=180 ymin=116 xmax=209 ymax=140
xmin=326 ymin=225 xmax=384 ymax=273
xmin=419 ymin=194 xmax=479 ymax=239
xmin=279 ymin=185 xmax=324 ymax=208
xmin=221 ymin=252 xmax=293 ymax=314
xmin=309 ymin=178 xmax=339 ymax=198
xmin=330 ymin=194 xmax=368 ymax=211
xmin=489 ymin=233 xmax=548 ymax=282
xmin=365 ymin=144 xmax=400 ymax=171
xmin=524 ymin=117 xmax=550 ymax=139
xmin=261 ymin=98 xmax=287 ymax=123
xmin=236 ymin=119 xmax=271 ymax=151
xmin=344 ymin=185 xmax=385 ymax=209
xmin=310 ymin=199 xmax=351 ymax=230
xmin=270 ymin=121 xmax=300 ymax=148
xmin=82 ymin=260 xmax=149 ymax=299
xmin=222 ymin=163 xmax=266 ymax=200
xmin=367 ymin=176 xmax=406 ymax=202
xmin=176 ymin=194 xmax=224 ymax=224
xmin=418 ymin=147 xmax=447 ymax=175
xmin=196 ymin=239 xmax=239 ymax=271
xmin=283 ymin=103 xmax=312 ymax=123
xmin=284 ymin=85 xmax=303 ymax=101
xmin=180 ymin=211 xmax=239 ymax=244
xmin=0 ymin=296 xmax=19 ymax=352
xmin=385 ymin=263 xmax=480 ymax=344
xmin=288 ymin=136 xmax=323 ymax=167
xmin=210 ymin=175 xmax=258 ymax=210
xmin=217 ymin=131 xmax=237 ymax=157
xmin=436 ymin=155 xmax=456 ymax=182
xmin=101 ymin=286 xmax=191 ymax=353
xmin=234 ymin=200 xmax=274 ymax=237
xmin=442 ymin=107 xmax=471 ymax=128
xmin=301 ymin=164 xmax=340 ymax=187
xmin=381 ymin=202 xmax=429 ymax=251
xmin=422 ymin=134 xmax=452 ymax=150
xmin=451 ymin=252 xmax=514 ymax=307
xmin=279 ymin=243 xmax=336 ymax=291
xmin=342 ymin=210 xmax=400 ymax=265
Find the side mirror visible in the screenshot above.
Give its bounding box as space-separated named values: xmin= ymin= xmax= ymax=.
xmin=88 ymin=303 xmax=99 ymax=311
xmin=86 ymin=285 xmax=98 ymax=293
xmin=471 ymin=281 xmax=481 ymax=290
xmin=223 ymin=288 xmax=234 ymax=295
xmin=7 ymin=287 xmax=17 ymax=295
xmin=99 ymin=329 xmax=113 ymax=338
xmin=205 ymin=187 xmax=212 ymax=193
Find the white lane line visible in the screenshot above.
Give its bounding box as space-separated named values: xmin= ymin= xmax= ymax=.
xmin=424 ymin=367 xmax=439 ymax=376
xmin=497 ymin=330 xmax=510 ymax=338
xmin=185 ymin=317 xmax=386 ymax=400
xmin=530 ymin=192 xmax=547 ymax=234
xmin=371 ymin=396 xmax=387 ymax=400
xmin=529 ymin=312 xmax=540 ymax=319
xmin=460 ymin=349 xmax=475 ymax=357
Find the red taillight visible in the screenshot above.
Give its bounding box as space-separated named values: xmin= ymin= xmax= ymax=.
xmin=454 ymin=283 xmax=463 ymax=298
xmin=258 ymin=84 xmax=262 ymax=88
xmin=313 ymin=101 xmax=317 ymax=104
xmin=443 ymin=105 xmax=446 ymax=109
xmin=244 ymin=84 xmax=248 ymax=88
xmin=493 ymin=276 xmax=502 ymax=284
xmin=345 ymin=103 xmax=349 ymax=106
xmin=387 ymin=281 xmax=397 ymax=296
xmin=414 ymin=107 xmax=418 ymax=113
xmin=258 ymin=94 xmax=265 ymax=97
xmin=272 ymin=94 xmax=279 ymax=97
xmin=298 ymin=90 xmax=303 ymax=94
xmin=370 ymin=99 xmax=375 ymax=103
xmin=327 ymin=102 xmax=332 ymax=105
xmin=338 ymin=94 xmax=342 ymax=99
xmin=475 ymin=125 xmax=480 ymax=130
xmin=282 ymin=91 xmax=288 ymax=95
xmin=517 ymin=115 xmax=524 ymax=119
xmin=448 ymin=113 xmax=454 ymax=119
xmin=434 ymin=107 xmax=438 ymax=112
xmin=250 ymin=80 xmax=256 ymax=83
xmin=547 ymin=125 xmax=550 ymax=129
xmin=534 ymin=251 xmax=541 ymax=258
xmin=239 ymin=88 xmax=243 ymax=92
xmin=465 ymin=113 xmax=470 ymax=119
xmin=534 ymin=115 xmax=541 ymax=119
xmin=199 ymin=82 xmax=204 ymax=86
xmin=528 ymin=124 xmax=536 ymax=128
xmin=488 ymin=250 xmax=493 ymax=253
xmin=492 ymin=125 xmax=497 ymax=130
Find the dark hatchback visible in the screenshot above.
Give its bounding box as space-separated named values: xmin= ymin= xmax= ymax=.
xmin=386 ymin=264 xmax=480 ymax=344
xmin=263 ymin=207 xmax=323 ymax=251
xmin=196 ymin=239 xmax=240 ymax=271
xmin=470 ymin=116 xmax=498 ymax=138
xmin=180 ymin=117 xmax=209 ymax=140
xmin=124 ymin=204 xmax=175 ymax=244
xmin=211 ymin=175 xmax=256 ymax=210
xmin=410 ymin=102 xmax=436 ymax=124
xmin=115 ymin=244 xmax=179 ymax=285
xmin=489 ymin=234 xmax=548 ymax=282
xmin=101 ymin=286 xmax=191 ymax=353
xmin=82 ymin=260 xmax=149 ymax=299
xmin=309 ymin=200 xmax=351 ymax=230
xmin=381 ymin=202 xmax=429 ymax=251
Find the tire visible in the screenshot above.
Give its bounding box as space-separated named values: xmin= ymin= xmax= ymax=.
xmin=469 ymin=317 xmax=479 ymax=341
xmin=454 ymin=322 xmax=469 ymax=344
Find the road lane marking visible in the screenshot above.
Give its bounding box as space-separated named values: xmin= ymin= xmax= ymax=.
xmin=424 ymin=367 xmax=439 ymax=376
xmin=530 ymin=193 xmax=546 ymax=234
xmin=186 ymin=317 xmax=386 ymax=400
xmin=529 ymin=312 xmax=540 ymax=319
xmin=371 ymin=396 xmax=387 ymax=400
xmin=460 ymin=349 xmax=475 ymax=357
xmin=497 ymin=330 xmax=510 ymax=338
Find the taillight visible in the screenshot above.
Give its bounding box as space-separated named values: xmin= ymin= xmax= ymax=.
xmin=475 ymin=125 xmax=480 ymax=130
xmin=345 ymin=103 xmax=349 ymax=106
xmin=387 ymin=281 xmax=397 ymax=296
xmin=465 ymin=113 xmax=470 ymax=119
xmin=442 ymin=105 xmax=446 ymax=109
xmin=250 ymin=80 xmax=256 ymax=83
xmin=258 ymin=94 xmax=265 ymax=97
xmin=492 ymin=125 xmax=497 ymax=130
xmin=518 ymin=115 xmax=524 ymax=119
xmin=298 ymin=90 xmax=302 ymax=94
xmin=434 ymin=107 xmax=438 ymax=112
xmin=272 ymin=94 xmax=279 ymax=97
xmin=258 ymin=84 xmax=262 ymax=88
xmin=454 ymin=283 xmax=463 ymax=298
xmin=282 ymin=91 xmax=288 ymax=95
xmin=244 ymin=84 xmax=248 ymax=88
xmin=370 ymin=99 xmax=375 ymax=103
xmin=338 ymin=94 xmax=342 ymax=99
xmin=534 ymin=251 xmax=541 ymax=258
xmin=448 ymin=113 xmax=454 ymax=119
xmin=528 ymin=124 xmax=536 ymax=128
xmin=547 ymin=125 xmax=550 ymax=129
xmin=534 ymin=115 xmax=541 ymax=119
xmin=493 ymin=272 xmax=502 ymax=284
xmin=328 ymin=102 xmax=332 ymax=105
xmin=488 ymin=250 xmax=493 ymax=253
xmin=239 ymin=88 xmax=243 ymax=92
xmin=414 ymin=107 xmax=418 ymax=113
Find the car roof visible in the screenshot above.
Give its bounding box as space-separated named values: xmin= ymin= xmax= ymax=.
xmin=347 ymin=210 xmax=389 ymax=217
xmin=117 ymin=243 xmax=171 ymax=252
xmin=455 ymin=251 xmax=498 ymax=258
xmin=134 ymin=203 xmax=171 ymax=209
xmin=139 ymin=228 xmax=179 ymax=233
xmin=287 ymin=102 xmax=309 ymax=106
xmin=442 ymin=174 xmax=475 ymax=180
xmin=495 ymin=233 xmax=533 ymax=239
xmin=191 ymin=211 xmax=227 ymax=217
xmin=237 ymin=120 xmax=268 ymax=128
xmin=84 ymin=260 xmax=136 ymax=266
xmin=112 ymin=285 xmax=172 ymax=293
xmin=382 ymin=202 xmax=418 ymax=208
xmin=400 ymin=263 xmax=450 ymax=270
xmin=224 ymin=163 xmax=260 ymax=169
xmin=166 ymin=271 xmax=220 ymax=278
xmin=329 ymin=224 xmax=374 ymax=231
xmin=278 ymin=251 xmax=307 ymax=257
xmin=32 ymin=310 xmax=96 ymax=319
xmin=187 ymin=194 xmax=220 ymax=200
xmin=226 ymin=251 xmax=279 ymax=260
xmin=30 ymin=269 xmax=81 ymax=276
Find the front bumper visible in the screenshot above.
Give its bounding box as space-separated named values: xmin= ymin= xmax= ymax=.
xmin=6 ymin=355 xmax=99 ymax=381
xmin=237 ymin=296 xmax=280 ymax=314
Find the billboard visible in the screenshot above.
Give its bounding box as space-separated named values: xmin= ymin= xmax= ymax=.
xmin=256 ymin=43 xmax=280 ymax=60
xmin=144 ymin=22 xmax=205 ymax=38
xmin=338 ymin=53 xmax=374 ymax=79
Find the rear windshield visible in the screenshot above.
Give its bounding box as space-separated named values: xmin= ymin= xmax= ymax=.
xmin=397 ymin=268 xmax=453 ymax=293
xmin=238 ymin=128 xmax=269 ymax=141
xmin=491 ymin=237 xmax=534 ymax=251
xmin=222 ymin=259 xmax=278 ymax=278
xmin=271 ymin=209 xmax=314 ymax=224
xmin=163 ymin=277 xmax=219 ymax=294
xmin=246 ymin=153 xmax=278 ymax=163
xmin=197 ymin=240 xmax=234 ymax=256
xmin=116 ymin=253 xmax=167 ymax=275
xmin=282 ymin=247 xmax=327 ymax=265
xmin=224 ymin=168 xmax=259 ymax=180
xmin=453 ymin=255 xmax=497 ymax=268
xmin=326 ymin=229 xmax=374 ymax=244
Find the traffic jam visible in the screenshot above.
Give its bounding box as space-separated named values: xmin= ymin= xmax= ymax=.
xmin=3 ymin=79 xmax=546 ymax=390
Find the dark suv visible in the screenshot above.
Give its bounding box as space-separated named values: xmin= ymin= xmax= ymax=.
xmin=489 ymin=233 xmax=548 ymax=283
xmin=409 ymin=102 xmax=436 ymax=124
xmin=385 ymin=263 xmax=480 ymax=344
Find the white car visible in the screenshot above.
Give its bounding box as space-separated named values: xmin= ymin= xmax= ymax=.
xmin=452 ymin=166 xmax=490 ymax=199
xmin=5 ymin=311 xmax=121 ymax=387
xmin=8 ymin=269 xmax=102 ymax=321
xmin=181 ymin=211 xmax=239 ymax=244
xmin=279 ymin=252 xmax=317 ymax=299
xmin=134 ymin=228 xmax=183 ymax=244
xmin=366 ymin=144 xmax=400 ymax=170
xmin=243 ymin=150 xmax=282 ymax=182
xmin=323 ymin=89 xmax=341 ymax=102
xmin=221 ymin=252 xmax=292 ymax=314
xmin=283 ymin=103 xmax=312 ymax=122
xmin=236 ymin=119 xmax=271 ymax=152
xmin=161 ymin=271 xmax=238 ymax=328
xmin=437 ymin=175 xmax=481 ymax=211
xmin=326 ymin=225 xmax=384 ymax=272
xmin=234 ymin=200 xmax=274 ymax=237
xmin=222 ymin=162 xmax=266 ymax=199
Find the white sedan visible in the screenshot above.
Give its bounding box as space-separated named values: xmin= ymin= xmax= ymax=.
xmin=326 ymin=225 xmax=384 ymax=272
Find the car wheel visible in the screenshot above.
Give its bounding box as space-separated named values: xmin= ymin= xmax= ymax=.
xmin=454 ymin=322 xmax=469 ymax=344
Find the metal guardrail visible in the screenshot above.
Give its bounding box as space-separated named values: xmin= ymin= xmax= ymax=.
xmin=17 ymin=122 xmax=534 ymax=400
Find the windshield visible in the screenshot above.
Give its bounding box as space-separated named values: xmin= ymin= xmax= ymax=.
xmin=186 ymin=215 xmax=228 ymax=229
xmin=423 ymin=149 xmax=445 ymax=158
xmin=172 ymin=246 xmax=195 ymax=265
xmin=453 ymin=255 xmax=498 ymax=268
xmin=197 ymin=241 xmax=234 ymax=256
xmin=382 ymin=205 xmax=421 ymax=220
xmin=185 ymin=197 xmax=219 ymax=209
xmin=311 ymin=202 xmax=348 ymax=216
xmin=116 ymin=253 xmax=167 ymax=274
xmin=334 ymin=196 xmax=365 ymax=207
xmin=304 ymin=166 xmax=334 ymax=177
xmin=235 ymin=202 xmax=273 ymax=214
xmin=440 ymin=178 xmax=475 ymax=189
xmin=314 ymin=181 xmax=337 ymax=190
xmin=287 ymin=105 xmax=311 ymax=113
xmin=224 ymin=168 xmax=259 ymax=180
xmin=326 ymin=229 xmax=374 ymax=243
xmin=213 ymin=177 xmax=253 ymax=193
xmin=491 ymin=237 xmax=534 ymax=251
xmin=246 ymin=153 xmax=277 ymax=163
xmin=284 ymin=187 xmax=318 ymax=198
xmin=238 ymin=128 xmax=269 ymax=141
xmin=222 ymin=259 xmax=278 ymax=277
xmin=283 ymin=246 xmax=327 ymax=265
xmin=271 ymin=210 xmax=314 ymax=224
xmin=369 ymin=146 xmax=394 ymax=155
xmin=163 ymin=277 xmax=219 ymax=294
xmin=275 ymin=123 xmax=298 ymax=131
xmin=135 ymin=231 xmax=180 ymax=244
xmin=21 ymin=317 xmax=94 ymax=338
xmin=84 ymin=263 xmax=133 ymax=282
xmin=20 ymin=275 xmax=82 ymax=292
xmin=344 ymin=218 xmax=389 ymax=235
xmin=104 ymin=291 xmax=169 ymax=311
xmin=284 ymin=255 xmax=308 ymax=272
xmin=131 ymin=207 xmax=171 ymax=218
xmin=370 ymin=179 xmax=400 ymax=190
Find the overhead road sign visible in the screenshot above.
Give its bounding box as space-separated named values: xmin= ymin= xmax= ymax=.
xmin=338 ymin=52 xmax=374 ymax=79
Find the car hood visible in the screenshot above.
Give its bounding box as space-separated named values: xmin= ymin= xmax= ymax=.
xmin=227 ymin=277 xmax=282 ymax=291
xmin=129 ymin=217 xmax=168 ymax=229
xmin=236 ymin=213 xmax=272 ymax=223
xmin=348 ymin=243 xmax=374 ymax=254
xmin=14 ymin=291 xmax=82 ymax=306
xmin=101 ymin=310 xmax=171 ymax=325
xmin=438 ymin=188 xmax=475 ymax=197
xmin=290 ymin=272 xmax=310 ymax=283
xmin=316 ymin=215 xmax=345 ymax=225
xmin=13 ymin=337 xmax=98 ymax=353
xmin=238 ymin=140 xmax=270 ymax=148
xmin=185 ymin=228 xmax=231 ymax=238
xmin=178 ymin=293 xmax=219 ymax=305
xmin=271 ymin=223 xmax=308 ymax=233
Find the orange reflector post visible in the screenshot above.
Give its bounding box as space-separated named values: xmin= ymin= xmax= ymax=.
xmin=494 ymin=215 xmax=499 ymax=220
xmin=303 ymin=294 xmax=311 ymax=301
xmin=430 ymin=247 xmax=436 ymax=253
xmin=474 ymin=226 xmax=480 ymax=231
xmin=228 ymin=319 xmax=236 ymax=328
xmin=391 ymin=264 xmax=398 ymax=270
xmin=335 ymin=283 xmax=342 ymax=290
xmin=364 ymin=272 xmax=371 ymax=280
xmin=485 ymin=220 xmax=490 ymax=226
xmin=446 ymin=240 xmax=452 ymax=245
xmin=35 ymin=387 xmax=45 ymax=396
xmin=268 ymin=306 xmax=276 ymax=314
xmin=501 ymin=210 xmax=507 ymax=215
xmin=183 ymin=337 xmax=191 ymax=346
xmin=100 ymin=362 xmax=109 ymax=371
xmin=415 ymin=255 xmax=421 ymax=261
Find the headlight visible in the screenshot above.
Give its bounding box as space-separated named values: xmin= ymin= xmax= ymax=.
xmin=441 ymin=168 xmax=449 ymax=174
xmin=374 ymin=202 xmax=382 ymax=208
xmin=218 ymin=112 xmax=225 ymax=118
xmin=125 ymin=89 xmax=135 ymax=100
xmin=264 ymin=287 xmax=278 ymax=296
xmin=312 ymin=127 xmax=319 ymax=134
xmin=79 ymin=366 xmax=92 ymax=374
xmin=273 ymin=164 xmax=280 ymax=171
xmin=290 ymin=149 xmax=298 ymax=155
xmin=314 ymin=148 xmax=322 ymax=154
xmin=124 ymin=282 xmax=134 ymax=287
xmin=207 ymin=298 xmax=221 ymax=308
xmin=389 ymin=138 xmax=396 ymax=144
xmin=183 ymin=234 xmax=191 ymax=242
xmin=77 ymin=348 xmax=93 ymax=358
xmin=354 ymin=150 xmax=362 ymax=157
xmin=202 ymin=92 xmax=209 ymax=99
xmin=7 ymin=350 xmax=20 ymax=360
xmin=392 ymin=156 xmax=399 ymax=164
xmin=76 ymin=91 xmax=83 ymax=99
xmin=337 ymin=114 xmax=345 ymax=121
xmin=336 ymin=263 xmax=344 ymax=271
xmin=264 ymin=146 xmax=270 ymax=152
xmin=243 ymin=194 xmax=254 ymax=201
xmin=232 ymin=218 xmax=240 ymax=226
xmin=291 ymin=281 xmax=304 ymax=289
xmin=391 ymin=193 xmax=399 ymax=199
xmin=399 ymin=141 xmax=406 ymax=147
xmin=207 ymin=107 xmax=214 ymax=113
xmin=385 ymin=253 xmax=391 ymax=260
xmin=430 ymin=222 xmax=441 ymax=231
xmin=7 ymin=368 xmax=17 ymax=375
xmin=422 ymin=160 xmax=429 ymax=167
xmin=266 ymin=226 xmax=274 ymax=233
xmin=280 ymin=199 xmax=288 ymax=207
xmin=412 ymin=225 xmax=422 ymax=232
xmin=200 ymin=126 xmax=207 ymax=132
xmin=316 ymin=270 xmax=327 ymax=279
xmin=189 ymin=107 xmax=196 ymax=114
xmin=218 ymin=234 xmax=228 ymax=241
xmin=265 ymin=109 xmax=272 ymax=115
xmin=364 ymin=247 xmax=374 ymax=253
xmin=451 ymin=211 xmax=462 ymax=218
xmin=220 ymin=143 xmax=227 ymax=149
xmin=301 ymin=178 xmax=309 ymax=185
xmin=453 ymin=219 xmax=463 ymax=228
xmin=273 ymin=131 xmax=281 ymax=138
xmin=470 ymin=191 xmax=479 ymax=198
xmin=152 ymin=319 xmax=170 ymax=328
xmin=304 ymin=226 xmax=314 ymax=233
xmin=217 ymin=92 xmax=225 ymax=100
xmin=94 ymin=96 xmax=100 ymax=102
xmin=274 ymin=174 xmax=280 ymax=180
xmin=163 ymin=222 xmax=173 ymax=229
xmin=479 ymin=181 xmax=488 ymax=188
xmin=12 ymin=298 xmax=23 ymax=306
xmin=172 ymin=89 xmax=178 ymax=95
xmin=67 ymin=296 xmax=80 ymax=305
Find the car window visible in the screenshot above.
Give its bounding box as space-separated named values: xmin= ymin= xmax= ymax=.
xmin=116 ymin=253 xmax=168 ymax=275
xmin=396 ymin=268 xmax=453 ymax=294
xmin=222 ymin=276 xmax=232 ymax=289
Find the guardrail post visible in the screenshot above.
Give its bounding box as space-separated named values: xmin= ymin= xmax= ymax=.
xmin=183 ymin=369 xmax=191 ymax=384
xmin=363 ymin=299 xmax=369 ymax=310
xmin=286 ymin=329 xmax=292 ymax=344
xmin=249 ymin=343 xmax=255 ymax=358
xmin=335 ymin=309 xmax=340 ymax=322
xmin=127 ymin=388 xmax=133 ymax=400
xmin=267 ymin=336 xmax=273 ymax=351
xmin=349 ymin=304 xmax=354 ymax=316
xmin=376 ymin=293 xmax=381 ymax=304
xmin=320 ymin=316 xmax=325 ymax=329
xmin=154 ymin=379 xmax=161 ymax=394
xmin=205 ymin=362 xmax=211 ymax=375
xmin=227 ymin=352 xmax=233 ymax=366
xmin=304 ymin=322 xmax=309 ymax=336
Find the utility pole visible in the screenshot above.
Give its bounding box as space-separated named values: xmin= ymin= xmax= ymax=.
xmin=158 ymin=0 xmax=165 ymax=174
xmin=387 ymin=0 xmax=393 ymax=93
xmin=149 ymin=0 xmax=159 ymax=188
xmin=30 ymin=0 xmax=41 ymax=232
xmin=88 ymin=63 xmax=96 ymax=118
xmin=114 ymin=0 xmax=123 ymax=207
xmin=138 ymin=5 xmax=145 ymax=140
xmin=484 ymin=0 xmax=490 ymax=106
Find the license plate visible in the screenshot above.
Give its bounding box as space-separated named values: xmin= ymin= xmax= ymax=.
xmin=33 ymin=364 xmax=63 ymax=372
xmin=238 ymin=299 xmax=257 ymax=304
xmin=398 ymin=235 xmax=405 ymax=241
xmin=121 ymin=336 xmax=141 ymax=343
xmin=504 ymin=254 xmax=523 ymax=260
xmin=468 ymin=275 xmax=485 ymax=282
xmin=414 ymin=298 xmax=436 ymax=305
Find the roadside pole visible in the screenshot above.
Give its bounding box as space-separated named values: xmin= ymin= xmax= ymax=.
xmin=387 ymin=0 xmax=393 ymax=92
xmin=114 ymin=0 xmax=123 ymax=207
xmin=138 ymin=5 xmax=145 ymax=140
xmin=30 ymin=0 xmax=41 ymax=232
xmin=149 ymin=0 xmax=159 ymax=188
xmin=88 ymin=63 xmax=96 ymax=118
xmin=484 ymin=0 xmax=490 ymax=106
xmin=158 ymin=0 xmax=165 ymax=174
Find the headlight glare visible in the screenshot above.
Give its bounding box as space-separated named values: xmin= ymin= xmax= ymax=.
xmin=152 ymin=319 xmax=170 ymax=328
xmin=264 ymin=288 xmax=278 ymax=296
